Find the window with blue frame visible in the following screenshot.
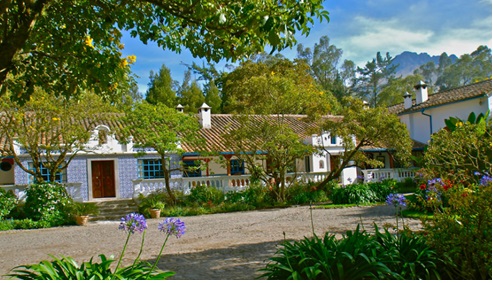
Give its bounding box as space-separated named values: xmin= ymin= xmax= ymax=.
xmin=230 ymin=159 xmax=245 ymax=175
xmin=28 ymin=162 xmax=67 ymax=184
xmin=330 ymin=136 xmax=337 ymax=144
xmin=183 ymin=160 xmax=201 ymax=177
xmin=138 ymin=159 xmax=164 ymax=179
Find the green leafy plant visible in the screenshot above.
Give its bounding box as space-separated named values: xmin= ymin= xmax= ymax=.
xmin=24 ymin=183 xmax=74 ymax=227
xmin=0 ymin=188 xmax=17 ymax=219
xmin=259 ymin=224 xmax=446 ymax=280
xmin=8 ymin=213 xmax=184 ymax=280
xmin=186 ymin=185 xmax=224 ymax=206
xmin=69 ymin=202 xmax=99 ymax=216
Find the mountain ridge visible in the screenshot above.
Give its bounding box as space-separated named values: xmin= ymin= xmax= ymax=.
xmin=390 ymin=51 xmax=458 ymax=77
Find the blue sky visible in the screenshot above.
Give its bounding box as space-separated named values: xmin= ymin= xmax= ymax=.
xmin=121 ymin=0 xmax=492 ymax=94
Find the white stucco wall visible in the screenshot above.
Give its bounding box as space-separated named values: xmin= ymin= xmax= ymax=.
xmin=400 ymin=96 xmax=489 ymax=144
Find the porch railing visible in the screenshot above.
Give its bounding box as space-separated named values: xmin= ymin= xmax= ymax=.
xmin=1 ymin=183 xmax=83 ymax=202
xmin=361 ymin=168 xmax=417 ymax=183
xmin=132 ymin=172 xmax=332 ymax=198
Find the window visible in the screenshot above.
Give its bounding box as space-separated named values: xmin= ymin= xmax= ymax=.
xmin=183 ymin=160 xmax=201 ymax=177
xmin=230 ymin=159 xmax=245 ymax=175
xmin=138 ymin=159 xmax=164 ymax=179
xmin=330 ymin=136 xmax=337 ymax=144
xmin=28 ymin=162 xmax=66 ymax=184
xmin=319 ymin=160 xmax=325 ymax=169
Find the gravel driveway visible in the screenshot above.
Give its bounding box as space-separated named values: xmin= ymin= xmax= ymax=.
xmin=0 ymin=205 xmax=422 ymax=280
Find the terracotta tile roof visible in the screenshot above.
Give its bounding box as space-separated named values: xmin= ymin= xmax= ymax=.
xmin=388 ymin=79 xmax=492 ymax=115
xmin=0 ymin=112 xmax=342 ymax=155
xmin=361 ymin=139 xmax=427 ymax=151
xmin=180 ymin=114 xmax=342 ymax=153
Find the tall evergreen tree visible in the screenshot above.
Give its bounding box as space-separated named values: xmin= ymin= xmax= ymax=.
xmin=205 ymin=80 xmax=222 ymax=113
xmin=355 ymin=52 xmax=397 ymax=108
xmin=145 ymin=64 xmax=177 ymax=107
xmin=178 ymin=70 xmax=205 ymax=113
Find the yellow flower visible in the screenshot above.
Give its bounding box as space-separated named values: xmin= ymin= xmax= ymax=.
xmin=127 ymin=55 xmax=137 ymax=64
xmin=52 ymin=117 xmax=60 ymax=122
xmin=120 ymin=59 xmax=129 ymax=67
xmin=271 ymin=71 xmax=275 ymax=76
xmin=84 ymin=35 xmax=94 ymax=48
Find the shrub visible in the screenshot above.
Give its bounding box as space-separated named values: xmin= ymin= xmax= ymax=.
xmin=0 ymin=188 xmax=17 ymax=219
xmin=286 ymin=183 xmax=328 ymax=205
xmin=0 ymin=219 xmax=14 ymax=231
xmin=423 ymin=179 xmax=492 ymax=279
xmin=186 ymin=185 xmax=224 ymax=206
xmin=259 ymin=225 xmax=445 ymax=280
xmin=330 ymin=183 xmax=377 ymax=204
xmin=24 ymin=183 xmax=74 ymax=227
xmin=13 ymin=219 xmax=51 ymax=229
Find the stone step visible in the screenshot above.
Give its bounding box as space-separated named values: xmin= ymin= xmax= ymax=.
xmin=88 ymin=199 xmax=140 ymax=222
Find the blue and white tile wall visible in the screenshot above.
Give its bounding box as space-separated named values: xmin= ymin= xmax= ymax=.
xmin=66 ymin=157 xmax=89 ymax=201
xmin=118 ymin=155 xmax=138 ymax=198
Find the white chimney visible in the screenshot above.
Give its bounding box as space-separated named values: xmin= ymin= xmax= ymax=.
xmin=176 ymin=104 xmax=184 ymax=113
xmin=198 ymin=103 xmax=211 ymax=129
xmin=403 ymin=91 xmax=413 ymax=109
xmin=414 ymin=81 xmax=428 ymax=104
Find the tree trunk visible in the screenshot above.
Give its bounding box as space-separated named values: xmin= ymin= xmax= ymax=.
xmin=161 ymin=155 xmax=176 ymax=204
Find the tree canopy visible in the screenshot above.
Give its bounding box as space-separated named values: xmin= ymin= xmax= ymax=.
xmin=315 ymin=97 xmax=412 ymax=189
xmin=123 ymin=101 xmax=203 ymax=202
xmin=222 ymin=57 xmax=338 ymax=115
xmin=0 ymin=0 xmax=329 ymax=103
xmin=0 ymin=89 xmax=116 ymax=183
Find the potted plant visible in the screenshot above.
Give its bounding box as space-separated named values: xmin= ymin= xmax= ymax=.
xmin=70 ymin=202 xmax=99 ymax=226
xmin=149 ymin=200 xmax=165 ymax=219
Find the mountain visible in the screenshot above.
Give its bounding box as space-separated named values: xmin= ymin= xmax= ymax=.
xmin=390 ymin=51 xmax=458 ymax=77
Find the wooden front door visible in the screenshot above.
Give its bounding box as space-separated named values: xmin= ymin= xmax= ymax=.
xmin=91 ymin=161 xmax=116 ymax=198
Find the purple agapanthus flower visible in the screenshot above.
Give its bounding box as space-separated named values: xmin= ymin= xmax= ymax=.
xmin=480 ymin=175 xmax=492 ymax=186
xmin=119 ymin=212 xmax=148 ymax=234
xmin=386 ymin=193 xmax=406 ymax=207
xmin=158 ymin=218 xmax=186 ymax=238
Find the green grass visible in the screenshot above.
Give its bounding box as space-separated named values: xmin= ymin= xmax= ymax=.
xmin=401 ymin=209 xmax=434 ymax=220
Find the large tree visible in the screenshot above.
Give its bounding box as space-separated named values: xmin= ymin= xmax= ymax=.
xmin=355 ymin=52 xmax=397 ymax=108
xmin=146 ymin=64 xmax=177 ymax=107
xmin=296 ymin=35 xmax=355 ymax=102
xmin=222 ymin=57 xmax=338 ymax=115
xmin=124 ymin=101 xmax=202 ymax=203
xmin=0 ymin=0 xmax=329 ymax=103
xmin=178 ymin=70 xmax=205 ymax=113
xmin=436 ymin=45 xmax=492 ymax=90
xmin=0 ymin=89 xmax=116 ymax=183
xmin=315 ymin=97 xmax=412 ymax=189
xmin=222 ymin=58 xmax=333 ymax=201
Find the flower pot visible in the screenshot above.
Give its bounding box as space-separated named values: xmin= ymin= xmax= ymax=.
xmin=75 ymin=215 xmax=89 ymax=226
xmin=149 ymin=209 xmax=161 ymax=219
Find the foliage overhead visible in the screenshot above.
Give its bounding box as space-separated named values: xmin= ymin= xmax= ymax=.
xmin=0 ymin=0 xmax=329 ymax=103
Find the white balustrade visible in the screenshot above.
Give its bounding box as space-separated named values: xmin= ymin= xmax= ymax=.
xmin=132 ymin=172 xmax=336 ymax=198
xmin=1 ymin=182 xmax=83 ymax=202
xmin=361 ymin=168 xmax=417 ymax=183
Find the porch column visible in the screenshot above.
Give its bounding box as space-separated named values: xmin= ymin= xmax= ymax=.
xmin=224 ymin=154 xmax=232 ymax=176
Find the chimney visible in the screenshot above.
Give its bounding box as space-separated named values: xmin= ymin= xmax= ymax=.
xmin=176 ymin=104 xmax=184 ymax=113
xmin=403 ymin=91 xmax=413 ymax=109
xmin=198 ymin=103 xmax=211 ymax=129
xmin=414 ymin=80 xmax=428 ymax=104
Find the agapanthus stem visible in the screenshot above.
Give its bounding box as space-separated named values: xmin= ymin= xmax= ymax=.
xmin=115 ymin=233 xmax=131 ymax=271
xmin=148 ymin=234 xmax=170 ymax=278
xmin=133 ymin=230 xmax=146 ymax=266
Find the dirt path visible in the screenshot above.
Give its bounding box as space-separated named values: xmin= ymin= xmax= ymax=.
xmin=0 ymin=205 xmax=422 ymax=280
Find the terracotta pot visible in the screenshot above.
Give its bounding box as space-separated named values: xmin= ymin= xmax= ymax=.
xmin=75 ymin=215 xmax=89 ymax=226
xmin=149 ymin=209 xmax=161 ymax=218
